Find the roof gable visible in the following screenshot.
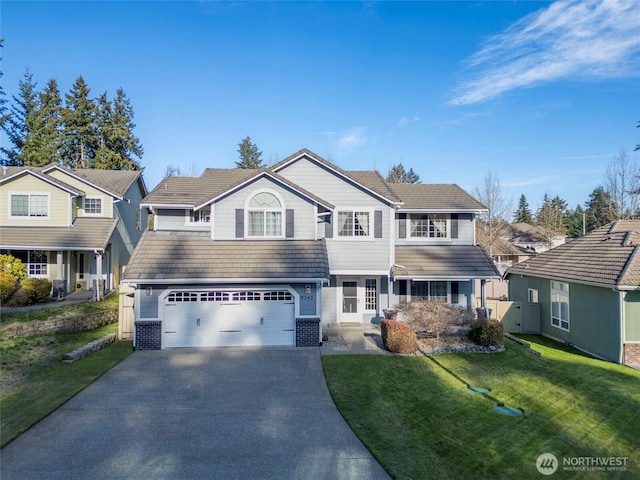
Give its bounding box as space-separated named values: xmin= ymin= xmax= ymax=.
xmin=42 ymin=165 xmax=143 ymax=199
xmin=0 ymin=167 xmax=84 ymax=196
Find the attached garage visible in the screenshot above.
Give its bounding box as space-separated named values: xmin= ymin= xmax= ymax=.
xmin=163 ymin=289 xmax=295 ymax=347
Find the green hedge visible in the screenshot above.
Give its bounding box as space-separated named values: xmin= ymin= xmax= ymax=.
xmin=468 ymin=319 xmax=504 ymax=346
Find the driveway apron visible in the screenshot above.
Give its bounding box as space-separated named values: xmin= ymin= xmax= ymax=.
xmin=1 ymin=348 xmax=390 ymax=480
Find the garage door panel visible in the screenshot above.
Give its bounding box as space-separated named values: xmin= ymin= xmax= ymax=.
xmin=163 ymin=290 xmax=295 ymax=348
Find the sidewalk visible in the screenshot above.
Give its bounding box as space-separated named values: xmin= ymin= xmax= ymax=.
xmin=0 ymin=290 xmax=97 ymax=314
xmin=321 ymin=323 xmax=390 ymax=355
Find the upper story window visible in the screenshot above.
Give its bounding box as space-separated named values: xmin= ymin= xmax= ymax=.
xmin=10 ymin=193 xmax=49 ymax=218
xmin=84 ymin=197 xmax=102 ymax=215
xmin=247 ymin=191 xmax=283 ymax=237
xmin=193 ymin=208 xmax=211 ymax=223
xmin=337 ymin=210 xmax=371 ymax=238
xmin=409 ymin=213 xmax=448 ymax=238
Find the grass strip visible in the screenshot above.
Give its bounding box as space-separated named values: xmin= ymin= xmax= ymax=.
xmin=322 ymin=336 xmax=640 ymax=480
xmin=1 ymin=330 xmax=132 ymax=447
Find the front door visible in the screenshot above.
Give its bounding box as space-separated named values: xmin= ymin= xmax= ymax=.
xmin=341 ymin=281 xmax=360 ymax=322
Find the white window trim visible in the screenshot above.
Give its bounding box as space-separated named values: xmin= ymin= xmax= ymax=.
xmin=245 ymin=188 xmax=285 ymax=239
xmin=334 ymin=207 xmax=375 ymax=241
xmin=528 ymin=288 xmax=539 ymax=303
xmin=409 ymin=280 xmax=450 ymax=303
xmin=83 ymin=196 xmax=104 ymax=217
xmin=28 ymin=250 xmax=49 ymax=278
xmin=365 ymin=278 xmax=378 ymax=312
xmin=550 ymin=281 xmax=570 ymax=332
xmin=8 ymin=192 xmax=51 ymax=220
xmin=406 ymin=213 xmax=450 ymax=241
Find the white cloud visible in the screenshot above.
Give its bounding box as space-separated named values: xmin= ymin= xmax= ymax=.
xmin=450 ymin=0 xmax=640 ymax=105
xmin=334 ymin=127 xmax=368 ymax=149
xmin=397 ymin=116 xmax=420 ymax=127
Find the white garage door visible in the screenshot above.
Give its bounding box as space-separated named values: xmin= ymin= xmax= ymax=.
xmin=163 ymin=290 xmax=295 ymax=347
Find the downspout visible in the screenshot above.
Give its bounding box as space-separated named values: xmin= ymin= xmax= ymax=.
xmin=94 ymin=250 xmax=103 ymax=301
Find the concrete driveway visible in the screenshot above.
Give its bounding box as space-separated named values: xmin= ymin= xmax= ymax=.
xmin=1 ymin=348 xmax=390 ymax=480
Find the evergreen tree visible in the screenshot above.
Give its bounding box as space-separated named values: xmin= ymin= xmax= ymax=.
xmin=30 ymin=79 xmax=62 ymax=166
xmin=513 ymin=194 xmax=533 ymax=224
xmin=0 ymin=39 xmax=8 ymax=144
xmin=565 ymin=205 xmax=586 ymax=238
xmin=60 ymin=76 xmax=98 ymax=168
xmin=1 ymin=70 xmax=40 ymax=166
xmin=584 ymin=187 xmax=617 ymax=232
xmin=386 ymin=163 xmax=420 ymax=184
xmin=236 ymin=136 xmax=264 ymax=169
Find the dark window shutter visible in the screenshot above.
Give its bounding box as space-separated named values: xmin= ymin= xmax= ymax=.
xmin=374 ymin=210 xmax=383 ymax=238
xmin=451 ymin=214 xmax=458 ymax=239
xmin=235 ymin=209 xmax=244 ymax=238
xmin=325 ymin=214 xmax=333 ymax=238
xmin=399 ymin=213 xmax=406 ymax=238
xmin=451 ymin=281 xmax=459 ymax=304
xmin=286 ymin=209 xmax=294 ymax=238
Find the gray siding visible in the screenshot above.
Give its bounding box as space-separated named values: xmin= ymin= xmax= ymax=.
xmin=395 ymin=212 xmax=476 ymax=246
xmin=155 ymin=209 xmax=188 ymax=230
xmin=625 ymin=290 xmax=640 ymax=342
xmin=277 ymin=158 xmax=393 ymax=272
xmin=213 ymin=177 xmax=318 ymax=240
xmin=509 ymin=275 xmax=622 ymax=362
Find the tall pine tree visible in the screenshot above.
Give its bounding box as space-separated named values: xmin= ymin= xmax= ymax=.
xmin=1 ymin=70 xmax=40 ymax=166
xmin=386 ymin=163 xmax=420 ymax=184
xmin=60 ymin=76 xmax=98 ymax=168
xmin=0 ymin=39 xmax=8 ymax=141
xmin=236 ymin=136 xmax=264 ymax=169
xmin=29 ymin=79 xmax=62 ymax=166
xmin=513 ymin=194 xmax=533 ymax=224
xmin=584 ymin=187 xmax=617 ymax=232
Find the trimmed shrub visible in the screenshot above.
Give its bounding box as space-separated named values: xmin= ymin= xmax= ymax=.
xmin=0 ymin=254 xmax=27 ymax=282
xmin=21 ymin=277 xmax=53 ymax=304
xmin=0 ymin=272 xmax=19 ymax=304
xmin=381 ymin=319 xmax=418 ymax=354
xmin=468 ymin=319 xmax=504 ymax=346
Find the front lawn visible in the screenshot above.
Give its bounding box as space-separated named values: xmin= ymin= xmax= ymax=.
xmin=1 ymin=323 xmax=132 ymax=447
xmin=322 ymin=336 xmax=640 ymax=479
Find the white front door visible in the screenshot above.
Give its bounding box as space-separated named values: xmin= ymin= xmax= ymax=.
xmin=341 ymin=280 xmax=361 ymax=322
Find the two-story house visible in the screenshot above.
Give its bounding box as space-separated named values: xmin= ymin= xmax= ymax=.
xmin=0 ymin=165 xmax=148 ymax=300
xmin=121 ymin=149 xmax=499 ymax=349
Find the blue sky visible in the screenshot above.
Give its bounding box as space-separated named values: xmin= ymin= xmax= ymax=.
xmin=2 ymin=0 xmax=639 ymax=212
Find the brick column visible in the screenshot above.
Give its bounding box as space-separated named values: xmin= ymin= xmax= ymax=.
xmin=135 ymin=321 xmax=162 ymax=350
xmin=296 ymin=318 xmax=320 ymax=347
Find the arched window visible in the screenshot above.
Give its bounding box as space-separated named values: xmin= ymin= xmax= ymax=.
xmin=247 ymin=191 xmax=284 ymax=237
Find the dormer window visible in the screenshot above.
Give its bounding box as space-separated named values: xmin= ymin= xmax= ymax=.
xmin=247 ymin=191 xmax=284 ymax=237
xmin=84 ymin=197 xmax=103 ymax=215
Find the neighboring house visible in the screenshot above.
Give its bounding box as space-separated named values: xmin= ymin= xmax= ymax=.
xmin=0 ymin=165 xmax=148 ymax=299
xmin=505 ymin=220 xmax=640 ymax=366
xmin=121 ymin=149 xmax=500 ymax=349
xmin=503 ymin=222 xmax=565 ymax=253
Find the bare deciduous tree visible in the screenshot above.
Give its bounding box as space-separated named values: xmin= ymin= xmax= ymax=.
xmin=604 ymin=150 xmax=639 ymax=219
xmin=473 ymin=171 xmax=512 ymax=256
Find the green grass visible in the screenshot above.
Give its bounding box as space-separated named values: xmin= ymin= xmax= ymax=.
xmin=322 ymin=336 xmax=640 ymax=480
xmin=0 ymin=294 xmax=119 ymax=326
xmin=1 ymin=323 xmax=132 ymax=447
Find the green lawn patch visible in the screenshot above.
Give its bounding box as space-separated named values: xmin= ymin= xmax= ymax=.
xmin=322 ymin=336 xmax=640 ymax=479
xmin=1 ymin=323 xmax=132 ymax=447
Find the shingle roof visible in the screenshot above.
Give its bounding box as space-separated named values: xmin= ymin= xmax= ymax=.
xmin=506 ymin=221 xmax=640 ymax=288
xmin=142 ymin=168 xmax=334 ymax=210
xmin=389 ymin=183 xmax=486 ymax=211
xmin=1 ymin=165 xmax=143 ymax=198
xmin=0 ymin=218 xmax=118 ymax=250
xmin=122 ymin=232 xmax=330 ymax=282
xmin=393 ymin=245 xmax=501 ymax=279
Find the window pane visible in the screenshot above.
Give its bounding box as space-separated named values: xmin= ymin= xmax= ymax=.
xmin=248 ymin=211 xmax=264 ymax=236
xmin=30 ymin=195 xmax=48 ymax=217
xmin=249 ymin=192 xmax=280 ymax=208
xmin=430 ymin=214 xmax=447 ymax=237
xmin=412 ymin=281 xmax=429 ymax=300
xmin=338 ymin=211 xmax=353 ymax=236
xmin=410 ymin=215 xmax=429 ymax=237
xmin=11 ymin=195 xmax=28 ymax=216
xmin=265 ymin=211 xmax=282 ymax=236
xmin=354 ymin=211 xmax=369 ymax=236
xmin=365 ymin=278 xmax=377 ymax=310
xmin=430 ymin=281 xmax=447 ymax=302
